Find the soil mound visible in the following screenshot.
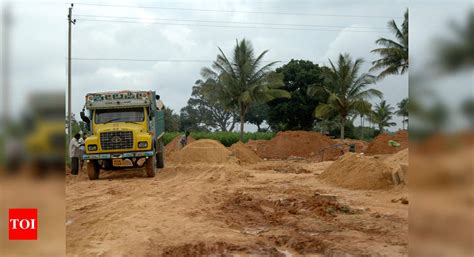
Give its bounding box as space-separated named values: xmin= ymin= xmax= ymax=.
xmin=165 ymin=135 xmax=195 ymax=159
xmin=246 ymin=131 xmax=341 ymax=160
xmin=320 ymin=153 xmax=394 ymax=190
xmin=229 ymin=142 xmax=261 ymax=164
xmin=365 ymin=130 xmax=408 ymax=155
xmin=384 ymin=149 xmax=408 ymax=169
xmin=169 ymin=139 xmax=237 ymax=164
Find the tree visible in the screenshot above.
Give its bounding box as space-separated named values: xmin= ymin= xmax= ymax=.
xmin=396 ymin=98 xmax=409 ymax=130
xmin=460 ymin=98 xmax=474 ymax=127
xmin=308 ymin=53 xmax=382 ymax=139
xmin=179 ymin=105 xmax=209 ymax=132
xmin=370 ymin=9 xmax=409 ymax=80
xmin=180 ymin=81 xmax=237 ymax=132
xmin=163 ymin=107 xmax=180 ymax=132
xmin=201 ymin=39 xmax=290 ymax=140
xmin=267 ymin=60 xmax=329 ymax=131
xmin=436 ymin=10 xmax=474 ymax=71
xmin=246 ymin=102 xmax=269 ymax=131
xmin=369 ymin=100 xmax=396 ymax=133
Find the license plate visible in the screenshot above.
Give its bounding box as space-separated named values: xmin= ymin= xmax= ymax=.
xmin=112 ymin=159 xmax=122 ymax=166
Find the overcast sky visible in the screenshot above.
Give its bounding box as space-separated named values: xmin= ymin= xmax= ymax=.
xmin=5 ymin=0 xmax=411 ymax=131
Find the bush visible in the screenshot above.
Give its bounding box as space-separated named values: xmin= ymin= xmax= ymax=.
xmin=163 ymin=132 xmax=180 ymax=145
xmin=163 ymin=131 xmax=275 ymax=147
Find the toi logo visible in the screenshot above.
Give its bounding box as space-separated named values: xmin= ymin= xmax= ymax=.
xmin=9 ymin=208 xmax=38 ymax=240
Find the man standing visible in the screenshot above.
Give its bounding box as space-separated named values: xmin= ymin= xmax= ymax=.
xmin=155 ymin=95 xmax=165 ymax=110
xmin=78 ymin=134 xmax=86 ymax=169
xmin=69 ymin=133 xmax=82 ymax=175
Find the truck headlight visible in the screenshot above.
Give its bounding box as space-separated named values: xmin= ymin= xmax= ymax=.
xmin=88 ymin=144 xmax=98 ymax=151
xmin=138 ymin=141 xmax=148 ymax=148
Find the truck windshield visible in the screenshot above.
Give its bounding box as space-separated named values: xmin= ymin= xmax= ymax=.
xmin=95 ymin=108 xmax=145 ymax=124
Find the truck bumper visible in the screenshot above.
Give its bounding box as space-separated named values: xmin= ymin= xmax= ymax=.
xmin=83 ymin=151 xmax=154 ymax=160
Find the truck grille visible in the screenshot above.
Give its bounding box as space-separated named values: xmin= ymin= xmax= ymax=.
xmin=100 ymin=131 xmax=133 ymax=150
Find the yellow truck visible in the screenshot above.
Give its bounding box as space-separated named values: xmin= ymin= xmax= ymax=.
xmin=24 ymin=93 xmax=65 ymax=175
xmin=80 ymin=90 xmax=165 ymax=180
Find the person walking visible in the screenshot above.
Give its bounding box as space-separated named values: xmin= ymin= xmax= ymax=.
xmin=178 ymin=131 xmax=190 ymax=149
xmin=69 ymin=133 xmax=83 ymax=175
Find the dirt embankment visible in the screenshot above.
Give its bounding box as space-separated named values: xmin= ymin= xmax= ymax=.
xmin=365 ymin=130 xmax=408 ymax=155
xmin=168 ymin=139 xmax=237 ymax=164
xmin=320 ymin=153 xmax=397 ymax=190
xmin=246 ymin=131 xmax=342 ymax=160
xmin=229 ymin=142 xmax=261 ymax=164
xmin=165 ymin=135 xmax=195 ymax=159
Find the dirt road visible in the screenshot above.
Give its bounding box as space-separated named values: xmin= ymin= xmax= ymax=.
xmin=66 ymin=159 xmax=408 ymax=256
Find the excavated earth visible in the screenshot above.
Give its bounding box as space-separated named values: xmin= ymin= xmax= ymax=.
xmin=66 ymin=138 xmax=408 ymax=257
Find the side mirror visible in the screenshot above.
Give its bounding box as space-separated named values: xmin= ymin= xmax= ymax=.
xmin=80 ymin=111 xmax=90 ymax=124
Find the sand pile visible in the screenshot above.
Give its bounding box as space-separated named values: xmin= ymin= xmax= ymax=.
xmin=229 ymin=142 xmax=261 ymax=164
xmin=365 ymin=130 xmax=408 ymax=155
xmin=384 ymin=149 xmax=408 ymax=169
xmin=320 ymin=153 xmax=394 ymax=190
xmin=246 ymin=131 xmax=340 ymax=160
xmin=165 ymin=135 xmax=195 ymax=159
xmin=169 ymin=139 xmax=237 ymax=164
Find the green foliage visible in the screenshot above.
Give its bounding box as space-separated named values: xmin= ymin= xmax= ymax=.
xmin=180 ymin=80 xmax=237 ymax=132
xmin=369 ymin=100 xmax=396 ymax=132
xmin=370 ymin=9 xmax=409 ymax=79
xmin=201 ymin=39 xmax=290 ymax=140
xmin=436 ymin=10 xmax=474 ymax=71
xmin=163 ymin=107 xmax=180 ymax=132
xmin=461 ymin=98 xmax=474 ymax=122
xmin=164 ymin=131 xmax=275 ymax=147
xmin=246 ymin=102 xmax=269 ymax=131
xmin=268 ymin=60 xmax=328 ymax=131
xmin=308 ymin=53 xmax=382 ymax=139
xmin=396 ymin=98 xmax=409 ymax=129
xmin=163 ymin=132 xmax=181 ymax=145
xmin=353 ymin=126 xmax=378 ymax=140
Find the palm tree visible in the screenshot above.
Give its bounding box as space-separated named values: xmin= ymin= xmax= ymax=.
xmin=370 ymin=9 xmax=409 ymax=80
xmin=201 ymin=39 xmax=290 ymax=141
xmin=396 ymin=98 xmax=409 ymax=130
xmin=369 ymin=100 xmax=396 ymax=133
xmin=436 ymin=10 xmax=474 ymax=71
xmin=308 ymin=53 xmax=382 ymax=139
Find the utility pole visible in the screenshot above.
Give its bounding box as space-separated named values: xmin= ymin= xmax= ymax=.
xmin=67 ymin=3 xmax=75 ymax=140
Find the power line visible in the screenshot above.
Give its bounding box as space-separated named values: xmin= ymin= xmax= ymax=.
xmin=72 ymin=58 xmax=214 ymax=62
xmin=75 ymin=3 xmax=402 ymax=19
xmin=75 ymin=14 xmax=390 ymax=30
xmin=71 ymin=57 xmax=330 ymax=65
xmin=76 ymin=18 xmax=390 ymax=33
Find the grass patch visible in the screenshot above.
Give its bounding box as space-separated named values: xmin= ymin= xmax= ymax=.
xmin=164 ymin=131 xmax=276 ymax=147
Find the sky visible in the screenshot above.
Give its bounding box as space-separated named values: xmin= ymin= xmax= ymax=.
xmin=3 ymin=0 xmax=411 ymax=131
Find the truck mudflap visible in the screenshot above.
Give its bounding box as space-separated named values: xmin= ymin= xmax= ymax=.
xmin=83 ymin=151 xmax=154 ymax=160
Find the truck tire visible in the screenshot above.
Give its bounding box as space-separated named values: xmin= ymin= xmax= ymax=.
xmin=145 ymin=156 xmax=156 ymax=177
xmin=156 ymin=140 xmax=165 ymax=169
xmin=87 ymin=160 xmax=100 ymax=180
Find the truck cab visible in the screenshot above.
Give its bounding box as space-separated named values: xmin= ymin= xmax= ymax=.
xmin=81 ymin=91 xmax=165 ymax=180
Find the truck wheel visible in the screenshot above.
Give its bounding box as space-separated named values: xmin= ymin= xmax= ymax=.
xmin=156 ymin=140 xmax=165 ymax=169
xmin=145 ymin=156 xmax=156 ymax=177
xmin=87 ymin=160 xmax=100 ymax=180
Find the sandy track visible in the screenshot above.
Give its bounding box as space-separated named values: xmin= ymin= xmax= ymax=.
xmin=66 ymin=160 xmax=408 ymax=256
